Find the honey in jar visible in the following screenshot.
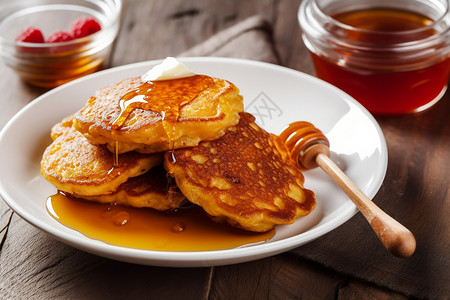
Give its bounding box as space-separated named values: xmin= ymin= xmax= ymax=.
xmin=299 ymin=0 xmax=450 ymax=115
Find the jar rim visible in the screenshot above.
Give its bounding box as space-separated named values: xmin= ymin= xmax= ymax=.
xmin=311 ymin=0 xmax=450 ymax=37
xmin=298 ymin=0 xmax=450 ymax=70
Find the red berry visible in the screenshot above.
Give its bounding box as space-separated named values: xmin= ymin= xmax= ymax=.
xmin=70 ymin=17 xmax=101 ymax=39
xmin=47 ymin=31 xmax=74 ymax=43
xmin=15 ymin=27 xmax=45 ymax=43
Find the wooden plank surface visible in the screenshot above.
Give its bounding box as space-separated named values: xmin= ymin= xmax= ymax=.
xmin=0 ymin=202 xmax=12 ymax=250
xmin=1 ymin=0 xmax=448 ymax=299
xmin=0 ymin=214 xmax=213 ymax=299
xmin=209 ymin=255 xmax=347 ymax=299
xmin=111 ymin=0 xmax=276 ymax=66
xmin=0 ymin=1 xmax=337 ymax=299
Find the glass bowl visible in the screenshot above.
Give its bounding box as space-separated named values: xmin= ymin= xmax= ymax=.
xmin=0 ymin=0 xmax=122 ymax=88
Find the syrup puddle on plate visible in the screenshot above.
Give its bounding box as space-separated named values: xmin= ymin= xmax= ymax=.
xmin=46 ymin=192 xmax=275 ymax=251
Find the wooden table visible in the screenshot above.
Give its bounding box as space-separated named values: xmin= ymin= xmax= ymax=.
xmin=1 ymin=1 xmax=449 ymax=299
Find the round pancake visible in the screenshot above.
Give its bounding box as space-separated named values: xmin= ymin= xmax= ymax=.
xmin=73 ymin=166 xmax=186 ymax=210
xmin=50 ymin=114 xmax=74 ymax=140
xmin=73 ymin=76 xmax=243 ymax=154
xmin=165 ymin=112 xmax=316 ymax=232
xmin=41 ymin=119 xmax=163 ymax=196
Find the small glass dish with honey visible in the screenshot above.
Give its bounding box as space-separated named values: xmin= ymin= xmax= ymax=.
xmin=299 ymin=0 xmax=450 ymax=115
xmin=0 ymin=0 xmax=122 ymax=88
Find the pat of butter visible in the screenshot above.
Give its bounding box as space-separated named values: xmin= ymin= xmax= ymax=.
xmin=142 ymin=57 xmax=195 ymax=81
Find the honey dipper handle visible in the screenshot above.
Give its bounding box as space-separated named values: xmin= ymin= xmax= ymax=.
xmin=309 ymin=145 xmax=416 ymax=257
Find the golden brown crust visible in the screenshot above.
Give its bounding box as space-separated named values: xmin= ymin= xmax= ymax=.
xmin=41 ymin=118 xmax=163 ymax=196
xmin=73 ymin=166 xmax=186 ymax=210
xmin=73 ymin=76 xmax=244 ymax=154
xmin=165 ymin=112 xmax=316 ymax=232
xmin=50 ymin=114 xmax=74 ymax=140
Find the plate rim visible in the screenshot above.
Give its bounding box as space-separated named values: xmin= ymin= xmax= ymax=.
xmin=0 ymin=57 xmax=387 ymax=267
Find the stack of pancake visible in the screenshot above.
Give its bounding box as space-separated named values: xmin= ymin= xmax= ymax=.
xmin=41 ymin=73 xmax=316 ymax=232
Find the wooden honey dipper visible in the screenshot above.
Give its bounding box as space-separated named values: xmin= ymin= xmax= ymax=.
xmin=279 ymin=121 xmax=416 ymax=258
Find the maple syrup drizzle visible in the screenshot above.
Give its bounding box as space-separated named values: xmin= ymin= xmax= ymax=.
xmin=47 ymin=74 xmax=276 ymax=251
xmin=112 ymin=75 xmax=214 ymax=128
xmin=46 ymin=191 xmax=275 ymax=251
xmin=109 ymin=75 xmax=214 ymax=165
xmin=113 ymin=141 xmax=119 ymax=167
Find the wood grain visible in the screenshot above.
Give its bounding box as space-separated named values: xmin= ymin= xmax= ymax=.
xmin=272 ymin=0 xmax=313 ymax=71
xmin=0 ymin=215 xmax=212 ymax=299
xmin=338 ymin=279 xmax=409 ymax=300
xmin=111 ymin=0 xmax=276 ymax=66
xmin=0 ymin=66 xmax=48 ymax=128
xmin=314 ymin=151 xmax=416 ymax=258
xmin=1 ymin=0 xmax=449 ymax=299
xmin=209 ymin=254 xmax=348 ymax=299
xmin=0 ymin=201 xmax=12 ymax=250
xmin=290 ymin=72 xmax=450 ymax=299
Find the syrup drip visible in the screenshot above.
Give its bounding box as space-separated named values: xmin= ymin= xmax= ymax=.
xmin=112 ymin=75 xmax=214 ymax=128
xmin=113 ymin=141 xmax=119 ymax=167
xmin=46 ymin=192 xmax=275 ymax=251
xmin=110 ymin=75 xmax=214 ymax=164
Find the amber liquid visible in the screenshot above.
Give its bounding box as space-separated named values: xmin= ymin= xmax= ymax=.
xmin=47 ymin=192 xmax=275 ymax=251
xmin=112 ymin=75 xmax=214 ymax=128
xmin=111 ymin=75 xmax=214 ymax=165
xmin=19 ymin=44 xmax=104 ymax=88
xmin=45 ymin=75 xmax=272 ymax=250
xmin=311 ymin=8 xmax=450 ymax=114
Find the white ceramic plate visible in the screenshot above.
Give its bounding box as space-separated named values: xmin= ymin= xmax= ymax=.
xmin=0 ymin=57 xmax=387 ymax=267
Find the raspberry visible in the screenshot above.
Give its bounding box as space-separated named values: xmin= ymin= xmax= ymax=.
xmin=47 ymin=31 xmax=74 ymax=43
xmin=15 ymin=27 xmax=45 ymax=43
xmin=70 ymin=17 xmax=101 ymax=39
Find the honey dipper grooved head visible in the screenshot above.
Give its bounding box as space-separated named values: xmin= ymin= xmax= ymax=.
xmin=279 ymin=121 xmax=330 ymax=169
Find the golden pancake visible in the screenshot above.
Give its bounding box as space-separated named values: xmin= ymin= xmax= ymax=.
xmin=41 ymin=118 xmax=163 ymax=197
xmin=72 ymin=166 xmax=186 ymax=210
xmin=73 ymin=75 xmax=244 ymax=154
xmin=165 ymin=112 xmax=316 ymax=232
xmin=50 ymin=114 xmax=74 ymax=140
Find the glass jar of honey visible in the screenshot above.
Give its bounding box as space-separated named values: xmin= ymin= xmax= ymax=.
xmin=299 ymin=0 xmax=450 ymax=115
